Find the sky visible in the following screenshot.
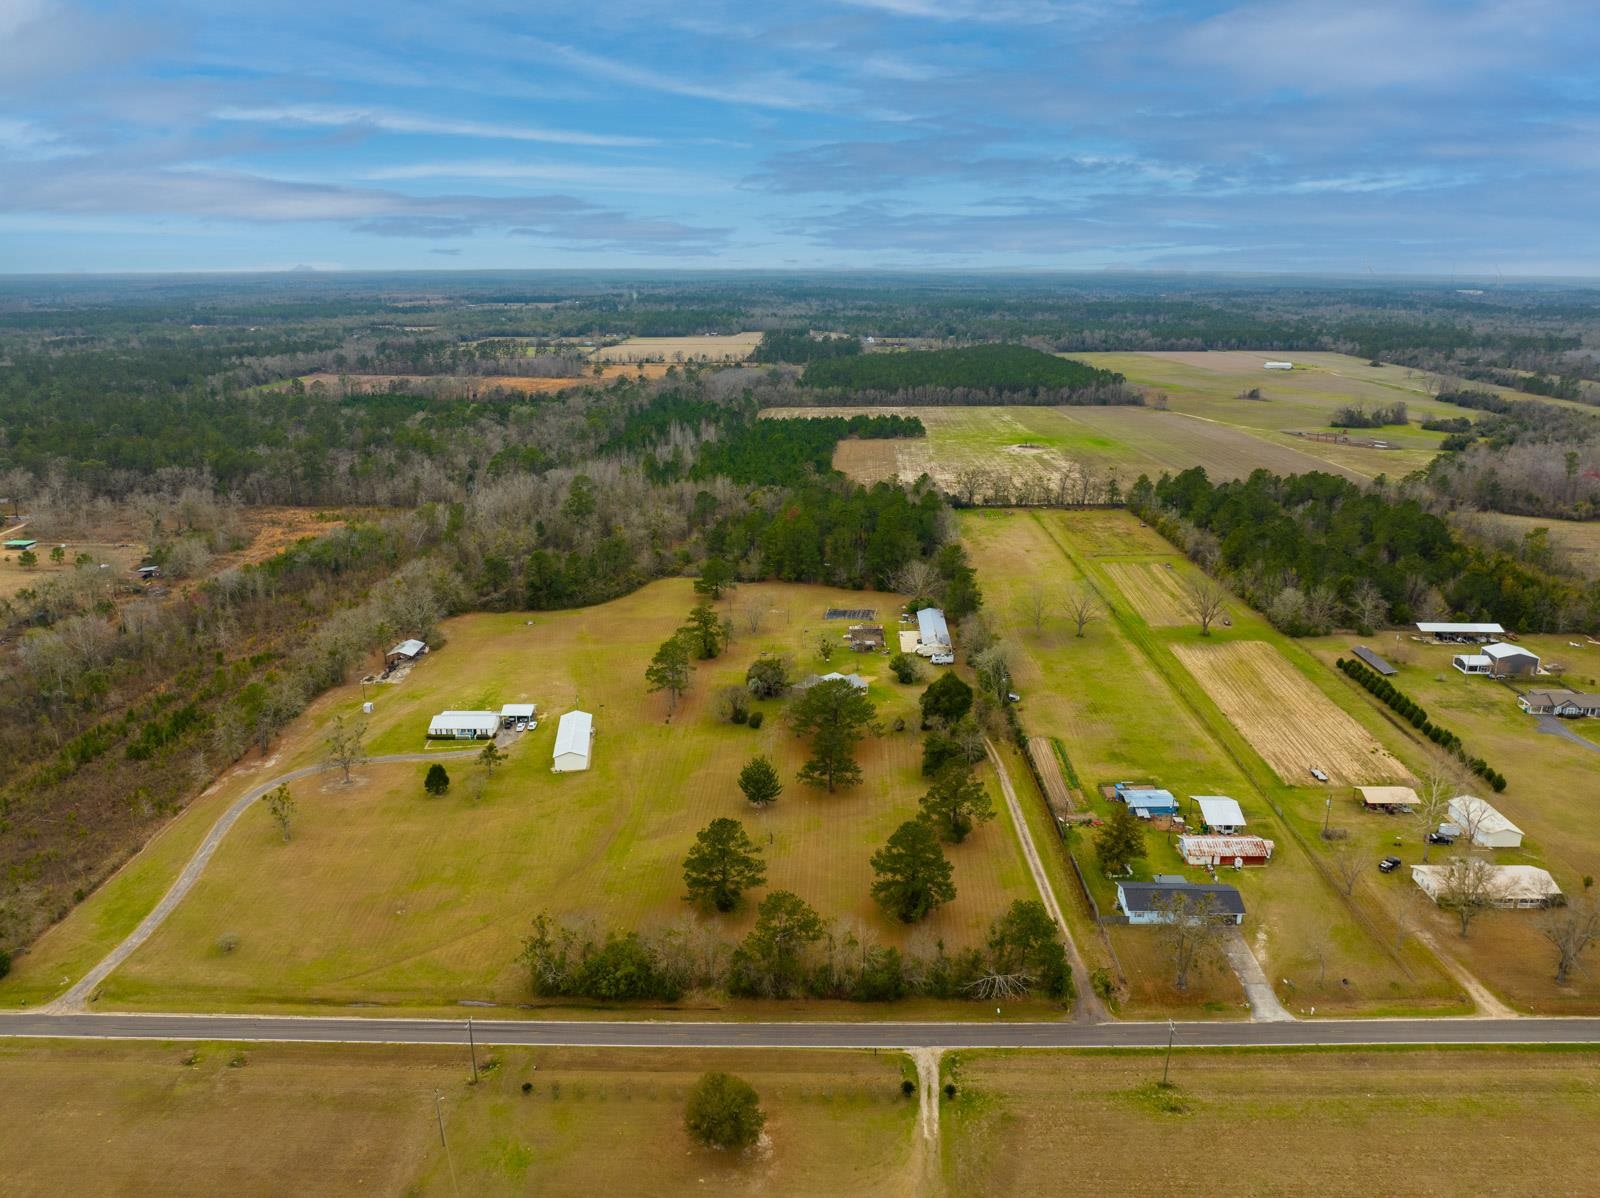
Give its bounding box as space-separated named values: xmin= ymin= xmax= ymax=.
xmin=1 ymin=0 xmax=1597 ymax=275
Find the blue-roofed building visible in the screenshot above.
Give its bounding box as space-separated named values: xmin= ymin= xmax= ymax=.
xmin=914 ymin=607 xmax=954 ymax=664
xmin=1113 ymin=782 xmax=1179 ymax=818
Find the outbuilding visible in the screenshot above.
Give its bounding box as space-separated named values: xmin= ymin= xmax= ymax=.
xmin=427 ymin=710 xmax=499 ymax=740
xmin=1113 ymin=782 xmax=1179 ymax=818
xmin=1116 ymin=880 xmax=1246 ymax=924
xmin=847 ymin=624 xmax=886 ymax=651
xmin=796 ymin=671 xmax=869 ymax=691
xmin=387 ymin=638 xmax=428 ymax=664
xmin=500 ymin=703 xmax=537 ymax=728
xmin=1176 ymin=835 xmax=1275 ymax=868
xmin=3 ymin=538 xmax=37 ymax=552
xmin=914 ymin=607 xmax=954 ymax=664
xmin=1447 ymin=795 xmax=1523 ymax=849
xmin=1452 ymin=653 xmax=1492 ymax=675
xmin=1357 ymin=785 xmax=1418 ymax=814
xmin=1482 ymin=642 xmax=1539 ymax=677
xmin=1417 ymin=621 xmax=1505 ymax=643
xmin=1193 ymin=795 xmax=1247 ymax=834
xmin=1351 ymin=645 xmax=1398 ymax=676
xmin=552 ymin=710 xmax=593 ymax=772
xmin=1411 ymin=864 xmax=1562 ymax=909
xmin=1263 ymin=360 xmax=1294 ymax=371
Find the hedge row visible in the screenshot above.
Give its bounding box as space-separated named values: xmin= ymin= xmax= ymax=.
xmin=1337 ymin=658 xmax=1507 ymax=792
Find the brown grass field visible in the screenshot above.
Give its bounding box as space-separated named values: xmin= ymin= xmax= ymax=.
xmin=1101 ymin=560 xmax=1193 ymax=626
xmin=1465 ymin=511 xmax=1600 ymax=580
xmin=0 ymin=536 xmax=144 ymax=598
xmin=944 ymin=1047 xmax=1600 ymax=1197
xmin=591 ymin=332 xmax=762 ymax=363
xmin=1171 ymin=640 xmax=1412 ymax=786
xmin=298 ymin=364 xmax=671 ymax=394
xmin=0 ymin=1040 xmax=914 ymax=1198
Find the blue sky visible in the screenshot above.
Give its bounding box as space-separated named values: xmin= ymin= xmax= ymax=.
xmin=2 ymin=0 xmax=1597 ymax=274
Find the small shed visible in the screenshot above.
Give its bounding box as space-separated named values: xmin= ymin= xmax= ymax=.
xmin=1116 ymin=880 xmax=1246 ymax=925
xmin=1483 ymin=642 xmax=1539 ymax=677
xmin=388 ymin=639 xmax=428 ymax=663
xmin=500 ymin=703 xmax=537 ymax=726
xmin=427 ymin=710 xmax=499 ymax=740
xmin=1176 ymin=835 xmax=1275 ymax=868
xmin=1418 ymin=622 xmax=1504 ymax=643
xmin=3 ymin=538 xmax=37 ymax=551
xmin=1412 ymin=864 xmax=1561 ymax=909
xmin=797 ymin=671 xmax=868 ymax=691
xmin=136 ymin=564 xmax=162 ymax=580
xmin=1357 ymin=785 xmax=1418 ymax=814
xmin=1113 ymin=782 xmax=1179 ymax=818
xmin=1263 ymin=361 xmax=1294 ymax=371
xmin=1193 ymin=795 xmax=1246 ymax=834
xmin=1351 ymin=645 xmax=1397 ymax=676
xmin=1448 ymin=795 xmax=1523 ymax=849
xmin=552 ymin=710 xmax=593 ymax=772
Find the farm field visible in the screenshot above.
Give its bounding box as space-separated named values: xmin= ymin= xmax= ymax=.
xmin=591 ymin=332 xmax=762 ymax=362
xmin=1101 ymin=560 xmax=1192 ymax=626
xmin=0 ymin=1039 xmax=914 ymax=1198
xmin=1170 ymin=640 xmax=1412 ymax=786
xmin=1465 ymin=511 xmax=1600 ymax=579
xmin=944 ymin=1047 xmax=1600 ymax=1197
xmin=297 ymin=364 xmax=670 ymax=394
xmin=958 ymin=509 xmax=1461 ymax=1017
xmin=37 ymin=579 xmax=1036 ymax=1014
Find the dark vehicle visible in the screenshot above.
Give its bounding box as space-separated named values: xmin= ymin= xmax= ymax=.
xmin=1378 ymin=856 xmax=1403 ymax=874
xmin=1426 ymin=831 xmax=1455 ymax=846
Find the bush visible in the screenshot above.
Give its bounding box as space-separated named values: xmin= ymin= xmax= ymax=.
xmin=424 ymin=763 xmax=450 ymax=796
xmin=901 ymin=1078 xmax=916 ymax=1097
xmin=685 ymin=1072 xmax=765 ymax=1151
xmin=747 ymin=711 xmax=764 ymax=729
xmin=521 ymin=1081 xmax=534 ymax=1095
xmin=889 ymin=652 xmax=921 ymax=684
xmin=217 ymin=932 xmax=240 ymax=954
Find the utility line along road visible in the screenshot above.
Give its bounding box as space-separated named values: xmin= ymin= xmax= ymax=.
xmin=3 ymin=1013 xmax=1598 ymax=1049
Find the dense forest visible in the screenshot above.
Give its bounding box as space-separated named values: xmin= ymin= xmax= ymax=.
xmin=749 ymin=329 xmax=862 ymax=364
xmin=800 ymin=344 xmax=1126 ymax=397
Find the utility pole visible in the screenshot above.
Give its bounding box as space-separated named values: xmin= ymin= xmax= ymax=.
xmin=434 ymin=1089 xmax=461 ymax=1198
xmin=468 ymin=1017 xmax=479 ymax=1084
xmin=1322 ymin=796 xmax=1332 ymax=838
xmin=1162 ymin=1019 xmax=1177 ymax=1086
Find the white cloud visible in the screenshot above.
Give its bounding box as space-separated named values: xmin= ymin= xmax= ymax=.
xmin=358 ymin=159 xmax=711 ymax=193
xmin=211 ymin=104 xmax=657 ymax=148
xmin=528 ymin=40 xmax=847 ymax=112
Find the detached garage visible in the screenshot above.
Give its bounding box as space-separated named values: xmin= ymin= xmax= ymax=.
xmin=552 ymin=710 xmax=593 ymax=772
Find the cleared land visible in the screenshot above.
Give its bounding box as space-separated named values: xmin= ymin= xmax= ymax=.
xmin=1171 ymin=640 xmax=1412 ymax=786
xmin=0 ymin=537 xmax=142 ymax=599
xmin=1466 ymin=511 xmax=1600 ymax=580
xmin=24 ymin=580 xmax=1034 ymax=1013
xmin=945 ymin=1047 xmax=1600 ymax=1197
xmin=1101 ymin=560 xmax=1193 ymax=626
xmin=591 ymin=332 xmax=762 ymax=363
xmin=0 ymin=1039 xmax=913 ymax=1198
xmin=298 ymin=364 xmax=670 ymax=394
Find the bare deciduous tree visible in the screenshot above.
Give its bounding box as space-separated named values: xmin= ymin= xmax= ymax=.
xmin=1018 ymin=582 xmax=1048 ymax=634
xmin=323 ymin=714 xmax=367 ymax=785
xmin=1151 ymin=892 xmax=1231 ymax=990
xmin=1329 ymin=842 xmax=1365 ymax=897
xmin=263 ymin=783 xmax=296 ymax=842
xmin=1432 ymin=854 xmax=1499 ymax=938
xmin=1062 ymin=585 xmax=1103 ymax=638
xmin=1182 ymin=575 xmax=1228 ymax=636
xmin=1347 ymin=579 xmax=1389 ymax=635
xmin=1540 ymin=891 xmax=1600 ymax=985
xmin=1413 ymin=761 xmax=1460 ymax=864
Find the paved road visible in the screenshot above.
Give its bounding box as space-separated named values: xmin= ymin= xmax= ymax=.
xmin=3 ymin=1011 xmax=1599 ymax=1049
xmin=51 ymin=749 xmax=482 ymax=1011
xmin=984 ymin=739 xmax=1104 ymax=1022
xmin=1536 ymin=714 xmax=1600 ymax=755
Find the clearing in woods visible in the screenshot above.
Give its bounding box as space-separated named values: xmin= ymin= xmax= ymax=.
xmin=1102 ymin=560 xmax=1192 ymax=626
xmin=591 ymin=332 xmax=763 ymax=363
xmin=1171 ymin=640 xmax=1412 ymax=786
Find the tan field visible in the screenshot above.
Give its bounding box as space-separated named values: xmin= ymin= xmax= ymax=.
xmin=297 ymin=364 xmax=670 ymax=394
xmin=1171 ymin=640 xmax=1412 ymax=786
xmin=1102 ymin=560 xmax=1194 ymax=626
xmin=590 ymin=332 xmax=763 ymax=363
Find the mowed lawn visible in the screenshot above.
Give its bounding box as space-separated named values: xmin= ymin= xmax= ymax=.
xmin=944 ymin=1047 xmax=1600 ymax=1197
xmin=98 ymin=580 xmax=1035 ymax=1011
xmin=0 ymin=1039 xmax=915 ymax=1198
xmin=960 ymin=509 xmax=1462 ymax=1017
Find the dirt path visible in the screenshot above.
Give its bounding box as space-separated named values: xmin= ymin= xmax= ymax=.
xmin=1414 ymin=929 xmax=1519 ymax=1018
xmin=909 ymin=1047 xmax=944 ymax=1195
xmin=1222 ymin=931 xmax=1296 ymax=1022
xmin=46 ymin=750 xmax=482 ymax=1013
xmin=984 ymin=739 xmax=1106 ymax=1022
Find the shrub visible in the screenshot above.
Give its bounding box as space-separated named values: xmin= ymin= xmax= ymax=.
xmin=901 ymin=1078 xmax=916 ymax=1097
xmin=0 ymin=949 xmax=9 ymax=980
xmin=424 ymin=763 xmax=451 ymax=796
xmin=747 ymin=711 xmax=764 ymax=729
xmin=684 ymin=1072 xmax=765 ymax=1151
xmin=217 ymin=932 xmax=240 ymax=954
xmin=521 ymin=1081 xmax=534 ymax=1095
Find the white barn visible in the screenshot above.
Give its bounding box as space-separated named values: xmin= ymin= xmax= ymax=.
xmin=1448 ymin=795 xmax=1523 ymax=848
xmin=428 ymin=710 xmax=499 ymax=740
xmin=552 ymin=710 xmax=593 ymax=772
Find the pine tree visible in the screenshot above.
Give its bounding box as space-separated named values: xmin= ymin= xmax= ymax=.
xmin=789 ymin=678 xmax=875 ymax=793
xmin=738 ymin=756 xmax=783 ymax=807
xmin=870 ymin=819 xmax=956 ymax=922
xmin=917 ymin=761 xmax=995 ymax=843
xmin=683 ymin=818 xmax=767 ymax=912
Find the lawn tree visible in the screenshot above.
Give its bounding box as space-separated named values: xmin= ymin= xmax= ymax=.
xmin=263 ymin=783 xmax=296 ymax=842
xmin=918 ymin=761 xmax=996 ymax=844
xmin=1151 ymin=892 xmax=1230 ymax=991
xmin=681 ymin=600 xmax=727 ymax=660
xmin=682 ymin=817 xmax=768 ymax=912
xmin=1433 ymin=854 xmax=1499 ymax=938
xmin=976 ymin=899 xmax=1071 ymax=1000
xmin=1018 ymin=582 xmax=1048 ymax=634
xmin=694 ymin=556 xmax=736 ymax=601
xmin=919 ymin=672 xmax=973 ymax=729
xmin=971 ymin=644 xmax=1011 ymax=704
xmin=49 ymin=544 xmax=64 ymax=566
xmin=870 ymin=819 xmax=956 ymax=923
xmin=1329 ymin=841 xmax=1365 ymax=897
xmin=738 ymin=600 xmax=766 ymax=634
xmin=814 ymin=630 xmax=836 ymax=664
xmin=424 ymin=763 xmax=450 ymax=796
xmin=737 ymin=755 xmax=783 ymax=808
xmin=714 ymin=685 xmax=751 ymax=724
xmin=479 ymin=742 xmax=505 ymax=775
xmin=888 ymin=652 xmax=922 ymax=685
xmin=1413 ymin=762 xmax=1458 ymax=864
xmin=789 ymin=676 xmax=876 ymax=793
xmin=732 ymin=890 xmax=826 ymax=997
xmin=17 ymin=548 xmax=36 ymax=569
xmin=684 ymin=1072 xmax=765 ymax=1152
xmin=1182 ymin=575 xmax=1228 ymax=636
xmin=646 ymin=632 xmax=692 ymax=716
xmin=1539 ymin=887 xmax=1600 ymax=985
xmin=745 ymin=652 xmax=793 ymax=699
xmin=323 ymin=713 xmax=367 ymax=785
xmin=1094 ymin=804 xmax=1146 ymax=876
xmin=1062 ymin=585 xmax=1103 ymax=638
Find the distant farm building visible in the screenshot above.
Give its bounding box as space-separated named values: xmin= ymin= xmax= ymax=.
xmin=552 ymin=710 xmax=593 ymax=772
xmin=914 ymin=607 xmax=954 ymax=663
xmin=136 ymin=564 xmax=162 ymax=580
xmin=846 ymin=624 xmax=887 ymax=651
xmin=1177 ymin=834 xmax=1275 ymax=868
xmin=427 ymin=710 xmax=499 ymax=740
xmin=1113 ymin=782 xmax=1179 ymax=818
xmin=1412 ymin=864 xmax=1561 ymax=909
xmin=4 ymin=538 xmax=37 ymax=552
xmin=1351 ymin=645 xmax=1397 ymax=676
xmin=1519 ymin=689 xmax=1600 ymax=717
xmin=1193 ymin=795 xmax=1247 ymax=834
xmin=1418 ymin=621 xmax=1504 ymax=643
xmin=1263 ymin=360 xmax=1294 ymax=371
xmin=1357 ymin=785 xmax=1418 ymax=814
xmin=1448 ymin=795 xmax=1523 ymax=849
xmin=500 ymin=703 xmax=536 ymax=728
xmin=1116 ymin=880 xmax=1246 ymax=925
xmin=387 ymin=639 xmax=428 ymax=664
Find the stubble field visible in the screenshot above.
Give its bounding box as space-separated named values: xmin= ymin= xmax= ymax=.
xmin=591 ymin=332 xmax=763 ymax=362
xmin=1101 ymin=560 xmax=1193 ymax=626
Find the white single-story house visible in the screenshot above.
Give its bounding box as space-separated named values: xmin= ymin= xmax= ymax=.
xmin=1412 ymin=863 xmax=1562 ymax=909
xmin=1519 ymin=689 xmax=1600 ymax=717
xmin=428 ymin=710 xmax=499 ymax=740
xmin=388 ymin=638 xmax=428 ymax=663
xmin=500 ymin=702 xmax=537 ymax=726
xmin=915 ymin=607 xmax=954 ymax=664
xmin=1176 ymin=835 xmax=1275 ymax=868
xmin=1448 ymin=795 xmax=1523 ymax=849
xmin=1482 ymin=642 xmax=1539 ymax=677
xmin=1358 ymin=785 xmax=1418 ymax=814
xmin=1453 ymin=653 xmax=1492 ymax=675
xmin=1418 ymin=621 xmax=1504 ymax=643
xmin=1116 ymin=880 xmax=1246 ymax=924
xmin=552 ymin=710 xmax=593 ymax=772
xmin=1193 ymin=795 xmax=1246 ymax=834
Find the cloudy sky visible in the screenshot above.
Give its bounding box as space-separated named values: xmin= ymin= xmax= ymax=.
xmin=2 ymin=0 xmax=1596 ymax=274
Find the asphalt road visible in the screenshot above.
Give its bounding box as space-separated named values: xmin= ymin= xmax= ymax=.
xmin=3 ymin=1012 xmax=1599 ymax=1049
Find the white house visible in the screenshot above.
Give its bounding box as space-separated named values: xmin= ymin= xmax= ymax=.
xmin=552 ymin=710 xmax=593 ymax=772
xmin=1116 ymin=880 xmax=1246 ymax=924
xmin=1412 ymin=863 xmax=1561 ymax=909
xmin=1194 ymin=795 xmax=1247 ymax=834
xmin=1447 ymin=795 xmax=1523 ymax=849
xmin=427 ymin=710 xmax=499 ymax=740
xmin=915 ymin=607 xmax=954 ymax=664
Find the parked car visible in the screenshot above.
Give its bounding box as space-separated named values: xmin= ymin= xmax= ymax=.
xmin=1309 ymin=767 xmax=1329 ymax=782
xmin=1426 ymin=831 xmax=1454 ymax=846
xmin=1007 ymin=692 xmax=1021 ymax=703
xmin=1378 ymin=856 xmax=1403 ymax=874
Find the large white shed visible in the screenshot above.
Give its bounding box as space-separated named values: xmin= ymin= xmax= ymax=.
xmin=552 ymin=710 xmax=593 ymax=772
xmin=1448 ymin=795 xmax=1523 ymax=849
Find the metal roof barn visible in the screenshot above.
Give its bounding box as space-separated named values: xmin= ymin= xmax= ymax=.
xmin=553 ymin=710 xmax=593 ymax=772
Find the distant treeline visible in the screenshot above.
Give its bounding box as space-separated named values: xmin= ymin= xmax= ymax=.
xmin=1330 ymin=401 xmax=1408 ymax=428
xmin=1424 ymin=390 xmax=1600 ymax=520
xmin=749 ymin=329 xmax=862 ymax=364
xmin=800 ymin=344 xmax=1126 ymax=397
